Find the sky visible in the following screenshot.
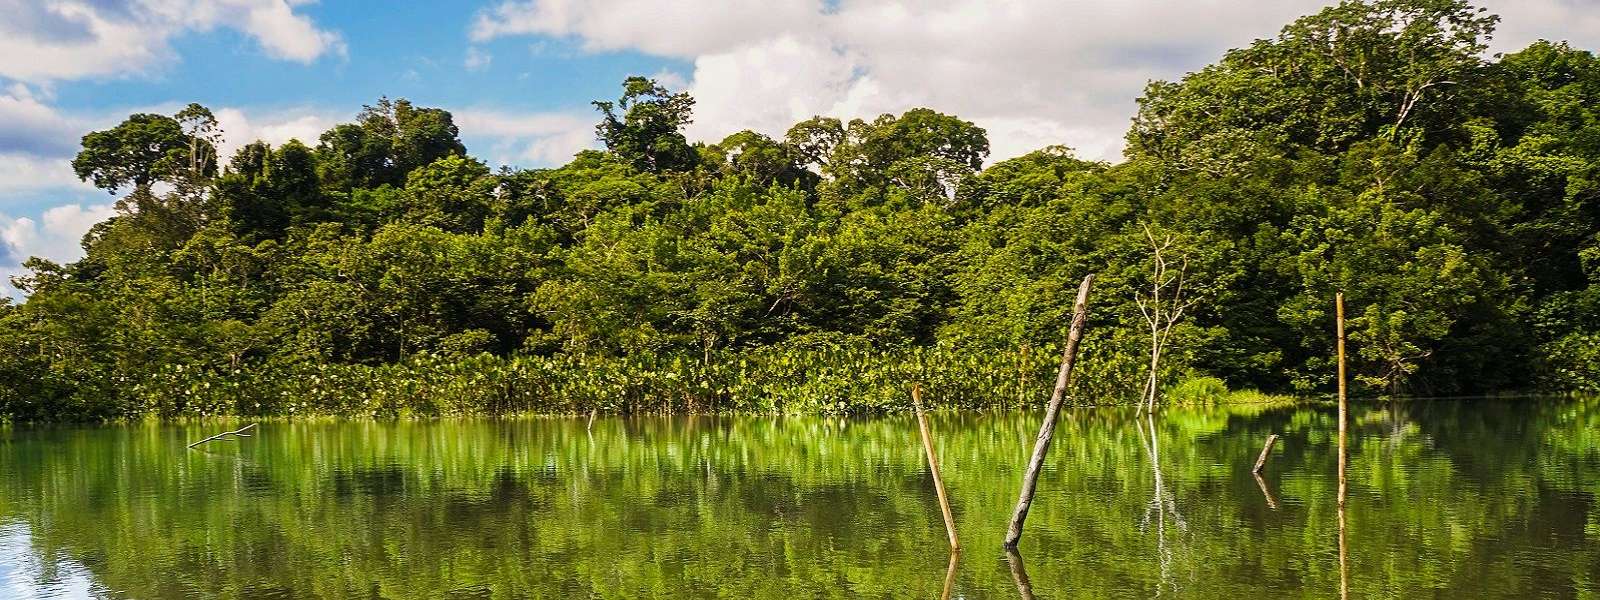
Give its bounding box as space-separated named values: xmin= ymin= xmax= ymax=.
xmin=3 ymin=0 xmax=1599 ymax=298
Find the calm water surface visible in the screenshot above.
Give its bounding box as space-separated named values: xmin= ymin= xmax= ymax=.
xmin=0 ymin=399 xmax=1595 ymax=598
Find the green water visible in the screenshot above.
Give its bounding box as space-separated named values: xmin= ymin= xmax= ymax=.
xmin=0 ymin=400 xmax=1595 ymax=599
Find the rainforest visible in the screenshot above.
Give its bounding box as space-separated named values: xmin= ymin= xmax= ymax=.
xmin=5 ymin=0 xmax=1600 ymax=421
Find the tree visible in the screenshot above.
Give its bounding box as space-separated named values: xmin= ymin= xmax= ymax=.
xmin=315 ymin=98 xmax=467 ymax=190
xmin=402 ymin=154 xmax=498 ymax=233
xmin=73 ymin=113 xmax=191 ymax=192
xmin=703 ymin=130 xmax=812 ymax=188
xmin=1134 ymin=224 xmax=1202 ymax=413
xmin=173 ymin=103 xmax=223 ymax=185
xmin=826 ymin=109 xmax=989 ymax=201
xmin=1128 ymin=0 xmax=1499 ymax=174
xmin=593 ymin=77 xmax=698 ymax=173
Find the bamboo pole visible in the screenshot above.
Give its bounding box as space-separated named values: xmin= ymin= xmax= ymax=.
xmin=1336 ymin=291 xmax=1350 ymax=598
xmin=1003 ymin=273 xmax=1095 ymax=549
xmin=1336 ymin=292 xmax=1347 ymax=509
xmin=912 ymin=384 xmax=959 ymax=551
xmin=186 ymin=423 xmax=257 ymax=449
xmin=1251 ymin=434 xmax=1279 ymax=474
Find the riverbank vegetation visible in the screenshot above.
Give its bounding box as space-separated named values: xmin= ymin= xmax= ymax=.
xmin=5 ymin=0 xmax=1600 ymax=421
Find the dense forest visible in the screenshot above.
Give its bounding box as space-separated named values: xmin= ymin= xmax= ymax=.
xmin=4 ymin=0 xmax=1600 ymax=421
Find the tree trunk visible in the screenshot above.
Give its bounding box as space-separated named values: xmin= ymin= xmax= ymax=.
xmin=1003 ymin=273 xmax=1095 ymax=548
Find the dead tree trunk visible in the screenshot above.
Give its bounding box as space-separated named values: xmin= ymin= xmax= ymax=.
xmin=1252 ymin=434 xmax=1279 ymax=474
xmin=1003 ymin=273 xmax=1095 ymax=549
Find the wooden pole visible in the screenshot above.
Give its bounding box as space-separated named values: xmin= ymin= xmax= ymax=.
xmin=1251 ymin=434 xmax=1279 ymax=474
xmin=1336 ymin=291 xmax=1350 ymax=599
xmin=1336 ymin=292 xmax=1347 ymax=509
xmin=1003 ymin=273 xmax=1095 ymax=549
xmin=912 ymin=384 xmax=959 ymax=551
xmin=186 ymin=423 xmax=257 ymax=449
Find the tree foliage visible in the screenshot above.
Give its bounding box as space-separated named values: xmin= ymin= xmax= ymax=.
xmin=7 ymin=0 xmax=1600 ymax=421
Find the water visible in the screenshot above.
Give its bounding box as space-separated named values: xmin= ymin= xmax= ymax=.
xmin=0 ymin=399 xmax=1595 ymax=598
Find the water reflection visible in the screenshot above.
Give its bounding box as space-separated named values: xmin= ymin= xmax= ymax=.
xmin=1004 ymin=548 xmax=1034 ymax=600
xmin=0 ymin=522 xmax=102 ymax=599
xmin=1138 ymin=414 xmax=1188 ymax=597
xmin=941 ymin=551 xmax=958 ymax=600
xmin=1251 ymin=472 xmax=1278 ymax=509
xmin=0 ymin=399 xmax=1593 ymax=598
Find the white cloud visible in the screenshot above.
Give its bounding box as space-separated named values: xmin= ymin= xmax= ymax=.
xmin=453 ymin=108 xmax=598 ymax=166
xmin=1487 ymin=0 xmax=1600 ymax=54
xmin=472 ymin=0 xmax=1600 ymax=163
xmin=0 ymin=202 xmax=115 ymax=298
xmin=465 ymin=47 xmax=493 ymax=71
xmin=470 ymin=0 xmax=819 ymax=56
xmin=0 ymin=0 xmax=344 ymax=83
xmin=0 ymin=83 xmax=85 ymax=156
xmin=211 ymin=107 xmax=338 ymax=162
xmin=0 ymin=153 xmax=98 ymax=195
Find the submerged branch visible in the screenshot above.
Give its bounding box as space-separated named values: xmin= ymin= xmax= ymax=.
xmin=186 ymin=423 xmax=257 ymax=449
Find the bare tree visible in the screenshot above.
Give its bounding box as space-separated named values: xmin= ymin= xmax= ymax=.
xmin=1135 ymin=223 xmax=1200 ymax=415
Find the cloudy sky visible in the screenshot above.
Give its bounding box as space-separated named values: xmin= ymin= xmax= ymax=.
xmin=2 ymin=0 xmax=1599 ymax=297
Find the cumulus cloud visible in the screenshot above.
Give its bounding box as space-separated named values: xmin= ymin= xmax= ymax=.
xmin=453 ymin=108 xmax=599 ymax=167
xmin=470 ymin=0 xmax=818 ymax=56
xmin=0 ymin=153 xmax=97 ymax=195
xmin=465 ymin=47 xmax=493 ymax=71
xmin=0 ymin=202 xmax=115 ymax=297
xmin=473 ymin=0 xmax=1600 ymax=163
xmin=0 ymin=84 xmax=86 ymax=157
xmin=1487 ymin=0 xmax=1600 ymax=55
xmin=211 ymin=106 xmax=339 ymax=161
xmin=0 ymin=83 xmax=105 ymax=196
xmin=0 ymin=0 xmax=344 ymax=83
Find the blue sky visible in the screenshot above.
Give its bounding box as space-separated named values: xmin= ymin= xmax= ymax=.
xmin=3 ymin=0 xmax=1598 ymax=298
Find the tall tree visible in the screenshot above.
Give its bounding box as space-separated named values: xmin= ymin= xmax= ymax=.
xmin=593 ymin=77 xmax=699 ymax=174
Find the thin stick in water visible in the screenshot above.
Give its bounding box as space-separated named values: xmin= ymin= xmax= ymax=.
xmin=1336 ymin=291 xmax=1350 ymax=598
xmin=912 ymin=384 xmax=959 ymax=551
xmin=1252 ymin=433 xmax=1279 ymax=474
xmin=1336 ymin=292 xmax=1347 ymax=509
xmin=1004 ymin=273 xmax=1095 ymax=549
xmin=186 ymin=423 xmax=257 ymax=449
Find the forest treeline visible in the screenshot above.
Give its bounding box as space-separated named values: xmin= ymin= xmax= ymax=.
xmin=4 ymin=0 xmax=1600 ymax=421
